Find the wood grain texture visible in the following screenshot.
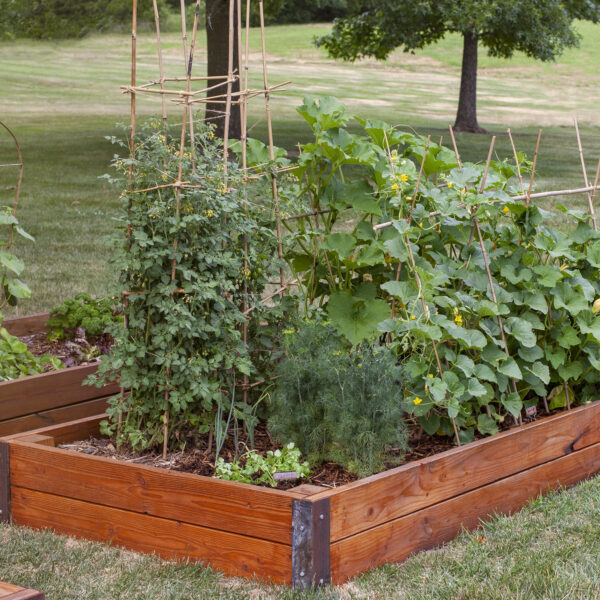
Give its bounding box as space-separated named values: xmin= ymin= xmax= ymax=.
xmin=330 ymin=439 xmax=600 ymax=583
xmin=10 ymin=439 xmax=296 ymax=544
xmin=2 ymin=313 xmax=49 ymax=336
xmin=11 ymin=486 xmax=292 ymax=584
xmin=0 ymin=397 xmax=108 ymax=438
xmin=319 ymin=402 xmax=600 ymax=542
xmin=0 ymin=364 xmax=119 ymax=421
xmin=0 ymin=584 xmax=45 ymax=600
xmin=2 ymin=414 xmax=103 ymax=444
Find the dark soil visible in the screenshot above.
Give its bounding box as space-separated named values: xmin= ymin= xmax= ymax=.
xmin=18 ymin=332 xmax=112 ymax=369
xmin=58 ymin=421 xmax=458 ymax=490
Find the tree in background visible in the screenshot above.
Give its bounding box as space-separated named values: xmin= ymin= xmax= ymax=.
xmin=317 ymin=0 xmax=600 ymax=132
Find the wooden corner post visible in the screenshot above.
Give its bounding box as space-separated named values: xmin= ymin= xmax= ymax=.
xmin=291 ymin=497 xmax=330 ymax=588
xmin=0 ymin=441 xmax=10 ymax=523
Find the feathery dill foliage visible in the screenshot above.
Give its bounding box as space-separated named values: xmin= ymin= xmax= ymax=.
xmin=89 ymin=121 xmax=280 ymax=451
xmin=268 ymin=320 xmax=408 ymax=477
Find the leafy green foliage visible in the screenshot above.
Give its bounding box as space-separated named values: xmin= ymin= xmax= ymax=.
xmin=268 ymin=319 xmax=408 ymax=477
xmin=317 ymin=0 xmax=600 ymax=62
xmin=0 ymin=0 xmax=169 ymax=40
xmin=0 ymin=327 xmax=62 ymax=382
xmin=214 ymin=443 xmax=310 ymax=487
xmin=89 ymin=121 xmax=282 ymax=452
xmin=46 ymin=293 xmax=117 ymax=340
xmin=280 ymin=96 xmax=600 ymax=443
xmin=0 ymin=206 xmax=33 ymax=312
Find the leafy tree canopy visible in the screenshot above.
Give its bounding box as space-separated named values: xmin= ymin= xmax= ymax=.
xmin=318 ymin=0 xmax=600 ymax=62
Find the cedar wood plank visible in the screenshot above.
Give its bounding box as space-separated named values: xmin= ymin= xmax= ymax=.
xmin=2 ymin=313 xmax=49 ymax=336
xmin=330 ymin=439 xmax=600 ymax=583
xmin=1 ymin=414 xmax=103 ymax=444
xmin=0 ymin=583 xmax=22 ymax=595
xmin=11 ymin=486 xmax=291 ymax=584
xmin=317 ymin=401 xmax=600 ymax=542
xmin=9 ymin=439 xmax=297 ymax=544
xmin=0 ymin=364 xmax=119 ymax=421
xmin=0 ymin=397 xmax=108 ymax=438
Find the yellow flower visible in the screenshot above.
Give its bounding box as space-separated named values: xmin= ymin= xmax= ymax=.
xmin=428 ymin=373 xmax=434 ymax=378
xmin=391 ymin=182 xmax=398 ymax=191
xmin=424 ymin=384 xmax=429 ymax=392
xmin=560 ymin=264 xmax=568 ymax=271
xmin=454 ymin=314 xmax=463 ymax=326
xmin=400 ymin=174 xmax=409 ymax=182
xmin=419 ymin=222 xmax=423 ymax=228
xmin=410 ymin=315 xmax=416 ymax=320
xmin=502 ymin=206 xmax=509 ymax=214
xmin=413 ymin=397 xmax=423 ymax=405
xmin=593 ymin=298 xmax=600 ymax=314
xmin=447 ymin=182 xmax=453 ymax=188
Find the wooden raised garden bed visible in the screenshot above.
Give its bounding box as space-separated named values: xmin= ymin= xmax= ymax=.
xmin=0 ymin=582 xmax=45 ymax=600
xmin=0 ymin=314 xmax=119 ymax=437
xmin=2 ymin=401 xmax=600 ymax=587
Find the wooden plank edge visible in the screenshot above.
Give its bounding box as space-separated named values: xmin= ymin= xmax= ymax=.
xmin=0 ymin=396 xmax=109 ymax=438
xmin=1 ymin=590 xmax=45 ymax=600
xmin=2 ymin=312 xmax=49 ymax=336
xmin=1 ymin=414 xmax=105 ymax=442
xmin=329 ymin=437 xmax=600 ymax=583
xmin=292 ymin=497 xmax=330 ymax=588
xmin=311 ymin=402 xmax=600 ymax=502
xmin=11 ymin=486 xmax=292 ymax=584
xmin=0 ymin=441 xmax=9 ymax=523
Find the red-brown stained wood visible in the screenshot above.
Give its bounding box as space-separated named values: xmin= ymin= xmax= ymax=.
xmin=0 ymin=397 xmax=108 ymax=438
xmin=317 ymin=402 xmax=600 ymax=542
xmin=0 ymin=581 xmax=45 ymax=600
xmin=2 ymin=414 xmax=103 ymax=444
xmin=2 ymin=313 xmax=49 ymax=337
xmin=0 ymin=364 xmax=119 ymax=421
xmin=330 ymin=440 xmax=600 ymax=583
xmin=9 ymin=439 xmax=297 ymax=544
xmin=11 ymin=486 xmax=291 ymax=584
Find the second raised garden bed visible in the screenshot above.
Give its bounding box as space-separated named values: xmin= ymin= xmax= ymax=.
xmin=0 ymin=314 xmax=119 ymax=437
xmin=2 ymin=400 xmax=600 ymax=587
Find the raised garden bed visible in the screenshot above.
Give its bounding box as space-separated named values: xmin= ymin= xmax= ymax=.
xmin=0 ymin=581 xmax=45 ymax=600
xmin=0 ymin=314 xmax=119 ymax=437
xmin=2 ymin=401 xmax=600 ymax=587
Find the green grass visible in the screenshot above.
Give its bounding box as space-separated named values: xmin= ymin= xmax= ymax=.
xmin=1 ymin=22 xmax=600 ymax=313
xmin=4 ymin=476 xmax=600 ymax=599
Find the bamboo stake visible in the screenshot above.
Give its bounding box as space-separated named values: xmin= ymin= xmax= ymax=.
xmin=186 ymin=0 xmax=202 ymax=171
xmin=222 ymin=0 xmax=236 ymax=167
xmin=525 ymin=129 xmax=542 ymax=208
xmin=179 ymin=0 xmax=188 ymax=67
xmin=259 ymin=0 xmax=285 ymax=289
xmin=507 ymin=128 xmax=524 ymax=194
xmin=408 ymin=135 xmax=430 ymax=221
xmin=590 ymin=158 xmax=600 ymax=212
xmin=152 ymin=0 xmax=168 ymax=131
xmin=575 ymin=118 xmax=597 ymax=231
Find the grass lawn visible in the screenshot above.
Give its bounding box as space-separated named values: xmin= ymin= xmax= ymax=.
xmin=2 ymin=20 xmax=600 ymax=599
xmin=3 ymin=475 xmax=600 ymax=599
xmin=1 ymin=21 xmax=600 ymax=313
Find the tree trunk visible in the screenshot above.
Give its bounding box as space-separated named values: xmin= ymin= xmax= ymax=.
xmin=453 ymin=30 xmax=487 ymax=134
xmin=205 ymin=0 xmax=241 ymax=140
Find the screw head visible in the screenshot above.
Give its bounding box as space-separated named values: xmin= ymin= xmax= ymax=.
xmin=300 ymin=571 xmax=305 ymax=577
xmin=319 ymin=514 xmax=324 ymax=520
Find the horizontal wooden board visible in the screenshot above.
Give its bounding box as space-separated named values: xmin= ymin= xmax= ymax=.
xmin=2 ymin=414 xmax=104 ymax=444
xmin=0 ymin=581 xmax=45 ymax=600
xmin=11 ymin=486 xmax=291 ymax=584
xmin=319 ymin=402 xmax=600 ymax=542
xmin=0 ymin=364 xmax=119 ymax=421
xmin=10 ymin=438 xmax=297 ymax=544
xmin=2 ymin=313 xmax=49 ymax=337
xmin=330 ymin=439 xmax=600 ymax=583
xmin=0 ymin=397 xmax=108 ymax=438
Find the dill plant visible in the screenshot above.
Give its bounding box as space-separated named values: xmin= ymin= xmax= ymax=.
xmin=90 ymin=121 xmax=281 ymax=451
xmin=268 ymin=319 xmax=408 ymax=477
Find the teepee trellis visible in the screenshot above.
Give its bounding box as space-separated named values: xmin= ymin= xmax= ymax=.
xmin=120 ymin=0 xmax=291 ymax=458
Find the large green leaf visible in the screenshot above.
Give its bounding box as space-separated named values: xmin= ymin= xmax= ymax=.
xmin=322 ymin=233 xmax=356 ymax=258
xmin=505 ymin=317 xmax=536 ymax=348
xmin=327 ymin=291 xmax=389 ymax=345
xmin=0 ymin=251 xmax=25 ymax=276
xmin=552 ymin=282 xmax=588 ymax=316
xmin=502 ymin=392 xmax=523 ymax=418
xmin=525 ymin=361 xmax=550 ymax=385
xmin=6 ymin=278 xmax=31 ymax=299
xmin=497 ymin=357 xmax=523 ymax=380
xmin=381 ymin=280 xmax=418 ymax=304
xmin=556 ymin=325 xmax=580 ymax=349
xmin=297 ymin=96 xmax=349 ymax=131
xmin=558 ymin=360 xmax=583 ymax=381
xmin=533 ymin=265 xmax=563 ymax=287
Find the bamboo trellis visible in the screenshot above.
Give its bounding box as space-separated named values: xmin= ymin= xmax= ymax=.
xmin=0 ymin=121 xmax=24 ymax=250
xmin=123 ymin=0 xmax=292 ymax=458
